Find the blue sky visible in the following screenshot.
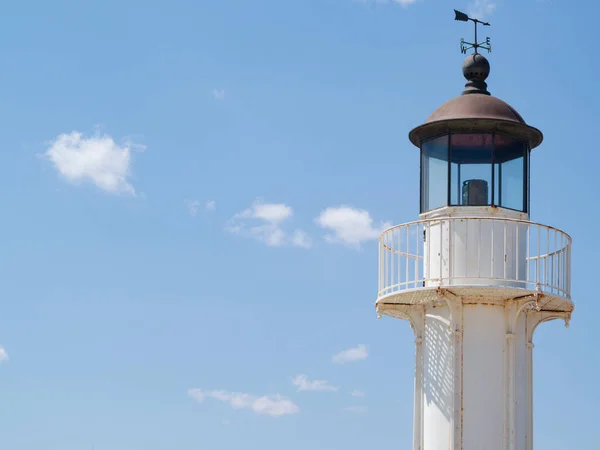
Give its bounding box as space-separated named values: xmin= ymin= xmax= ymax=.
xmin=0 ymin=0 xmax=598 ymax=449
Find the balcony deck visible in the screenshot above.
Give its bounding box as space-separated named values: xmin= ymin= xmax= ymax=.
xmin=376 ymin=217 xmax=573 ymax=316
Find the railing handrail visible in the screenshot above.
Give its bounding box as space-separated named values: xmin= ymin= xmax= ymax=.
xmin=379 ymin=216 xmax=572 ymax=246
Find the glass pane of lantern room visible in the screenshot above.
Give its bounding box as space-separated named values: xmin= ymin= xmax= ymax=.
xmin=450 ymin=134 xmax=493 ymax=206
xmin=494 ymin=134 xmax=526 ymax=211
xmin=421 ymin=135 xmax=449 ymax=212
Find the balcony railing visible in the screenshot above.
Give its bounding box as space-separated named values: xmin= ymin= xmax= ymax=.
xmin=378 ymin=217 xmax=571 ymax=301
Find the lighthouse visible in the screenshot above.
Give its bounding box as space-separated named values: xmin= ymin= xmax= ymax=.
xmin=376 ymin=11 xmax=573 ymax=450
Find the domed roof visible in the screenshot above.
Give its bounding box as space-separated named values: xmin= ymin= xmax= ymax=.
xmin=425 ymin=93 xmax=526 ymax=124
xmin=408 ymin=54 xmax=543 ymax=149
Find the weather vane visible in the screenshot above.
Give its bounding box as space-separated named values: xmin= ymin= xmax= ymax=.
xmin=454 ymin=9 xmax=491 ymax=55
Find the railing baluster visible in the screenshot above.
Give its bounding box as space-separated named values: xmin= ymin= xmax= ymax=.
xmin=390 ymin=228 xmax=395 ymax=292
xmin=558 ymin=238 xmax=562 ymax=294
xmin=447 ymin=220 xmax=452 ymax=281
xmin=385 ymin=232 xmax=389 ymax=294
xmin=378 ymin=235 xmax=382 ymax=295
xmin=549 ymin=230 xmax=553 ymax=293
xmin=406 ymin=225 xmax=409 ymax=290
xmin=504 ymin=221 xmax=507 ymax=281
xmin=525 ymin=224 xmax=531 ymax=287
xmin=568 ymin=243 xmax=572 ymax=295
xmin=565 ymin=237 xmax=568 ymax=295
xmin=423 ymin=221 xmax=431 ymax=286
xmin=440 ymin=220 xmax=443 ymax=285
xmin=398 ymin=228 xmax=402 ymax=291
xmin=415 ymin=223 xmax=420 ymax=289
xmin=544 ymin=228 xmax=550 ymax=292
xmin=516 ymin=223 xmax=520 ymax=282
xmin=535 ymin=225 xmax=542 ymax=284
xmin=465 ymin=220 xmax=468 ymax=282
xmin=491 ymin=219 xmax=495 ymax=280
xmin=397 ymin=228 xmax=400 ymax=291
xmin=553 ymin=231 xmax=558 ymax=294
xmin=478 ymin=218 xmax=482 ymax=278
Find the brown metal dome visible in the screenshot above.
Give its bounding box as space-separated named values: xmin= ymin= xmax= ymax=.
xmin=425 ymin=94 xmax=526 ymax=124
xmin=408 ymin=55 xmax=543 ymax=149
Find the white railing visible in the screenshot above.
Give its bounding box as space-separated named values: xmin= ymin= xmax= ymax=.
xmin=378 ymin=217 xmax=572 ymax=301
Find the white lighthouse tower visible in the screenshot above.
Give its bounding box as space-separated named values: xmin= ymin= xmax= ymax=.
xmin=376 ymin=13 xmax=573 ymax=450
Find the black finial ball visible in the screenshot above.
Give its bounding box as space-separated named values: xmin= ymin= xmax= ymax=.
xmin=462 ymin=53 xmax=490 ymax=81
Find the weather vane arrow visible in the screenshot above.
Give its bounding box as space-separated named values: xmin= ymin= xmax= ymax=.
xmin=454 ymin=9 xmax=492 ymax=55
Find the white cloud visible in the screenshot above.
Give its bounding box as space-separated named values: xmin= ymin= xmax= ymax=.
xmin=212 ymin=89 xmax=226 ymax=100
xmin=236 ymin=203 xmax=293 ymax=223
xmin=291 ymin=230 xmax=312 ymax=249
xmin=292 ymin=375 xmax=339 ymax=392
xmin=188 ymin=389 xmax=206 ymax=403
xmin=468 ymin=0 xmax=496 ymax=19
xmin=0 ymin=346 xmax=7 ymax=363
xmin=186 ymin=200 xmax=201 ymax=216
xmin=227 ymin=200 xmax=311 ymax=248
xmin=332 ymin=345 xmax=368 ymax=364
xmin=351 ymin=390 xmax=366 ymax=397
xmin=315 ymin=206 xmax=390 ymax=247
xmin=186 ymin=199 xmax=216 ymax=216
xmin=43 ymin=131 xmax=143 ymax=195
xmin=188 ymin=388 xmax=299 ymax=418
xmin=345 ymin=406 xmax=369 ymax=413
xmin=252 ymin=396 xmax=299 ymax=417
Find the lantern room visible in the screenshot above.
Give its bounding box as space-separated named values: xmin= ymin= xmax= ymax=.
xmin=419 ymin=133 xmax=529 ymax=213
xmin=408 ymin=53 xmax=543 ymax=217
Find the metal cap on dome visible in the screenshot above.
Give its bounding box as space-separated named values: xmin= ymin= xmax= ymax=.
xmin=407 ymin=10 xmax=544 ymax=150
xmin=462 ymin=53 xmax=490 ymax=95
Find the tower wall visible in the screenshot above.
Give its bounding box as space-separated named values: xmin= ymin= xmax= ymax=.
xmin=462 ymin=304 xmax=508 ymax=450
xmin=422 ymin=306 xmax=454 ymax=449
xmin=413 ymin=299 xmax=545 ymax=450
xmin=513 ymin=312 xmax=529 ymax=450
xmin=424 ymin=216 xmax=528 ymax=289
